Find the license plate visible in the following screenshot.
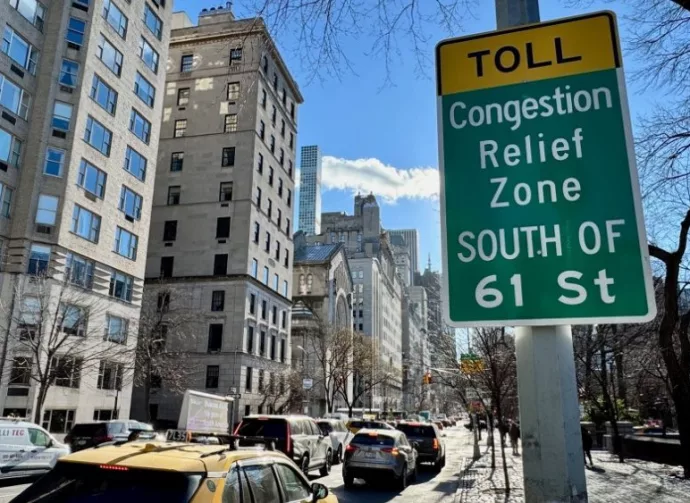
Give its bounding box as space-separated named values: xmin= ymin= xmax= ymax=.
xmin=364 ymin=451 xmax=375 ymax=459
xmin=76 ymin=440 xmax=86 ymax=445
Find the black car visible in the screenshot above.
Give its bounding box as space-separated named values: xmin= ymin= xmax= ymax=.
xmin=234 ymin=415 xmax=332 ymax=476
xmin=66 ymin=420 xmax=155 ymax=452
xmin=396 ymin=422 xmax=446 ymax=471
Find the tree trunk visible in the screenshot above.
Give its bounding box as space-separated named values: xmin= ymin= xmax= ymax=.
xmin=614 ymin=350 xmax=627 ymax=408
xmin=494 ymin=396 xmax=510 ymax=492
xmin=33 ymin=383 xmax=50 ymax=425
xmin=489 ymin=412 xmax=496 ymax=469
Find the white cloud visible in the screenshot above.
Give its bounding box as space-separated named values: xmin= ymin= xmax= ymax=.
xmin=320 ymin=156 xmax=439 ymax=203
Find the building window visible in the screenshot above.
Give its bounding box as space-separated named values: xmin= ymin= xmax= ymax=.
xmin=36 ymin=194 xmax=58 ymax=226
xmin=2 ymin=26 xmax=39 ymax=74
xmin=277 ymin=209 xmax=282 ymax=227
xmin=281 ymin=311 xmax=286 ymax=329
xmin=60 ymin=304 xmax=87 ymax=337
xmin=93 ymin=409 xmax=117 ymax=421
xmin=180 ymin=54 xmax=193 ymax=72
xmin=109 ymin=270 xmax=133 ymax=302
xmin=259 ymin=330 xmax=266 ymax=355
xmin=9 ymin=357 xmax=31 ymax=386
xmin=227 ymin=82 xmax=240 ymax=100
xmin=255 ymin=187 xmax=262 ymax=208
xmin=219 ymin=182 xmax=233 ymax=201
xmin=28 ymin=244 xmax=50 ymax=275
xmin=211 ymin=290 xmax=225 ymax=311
xmin=279 ymin=149 xmax=285 ymax=167
xmin=251 ymin=258 xmax=258 ymax=277
xmin=262 ymin=55 xmax=268 ymax=72
xmin=247 ymin=326 xmax=254 ymax=352
xmin=208 ymin=324 xmax=222 ymax=352
xmin=270 ymin=334 xmax=276 ymax=359
xmin=290 ymin=101 xmax=295 ymax=119
xmin=287 ymin=189 xmax=292 ymax=207
xmin=261 ymin=300 xmax=267 ymax=320
xmin=129 ymin=109 xmax=151 ymax=144
xmin=267 ymin=199 xmax=272 ymax=219
xmin=271 ymin=305 xmax=277 ymax=325
xmin=105 ymin=315 xmax=128 ymax=344
xmin=290 ymin=132 xmax=295 ymax=150
xmin=261 ymin=89 xmax=266 ymax=108
xmin=281 ymin=88 xmax=286 ymax=105
xmin=258 ymin=120 xmax=265 ymax=140
xmin=263 ymin=266 xmax=269 ymax=284
xmin=124 ymin=146 xmax=146 ymax=181
xmin=170 ymin=152 xmax=184 ymax=172
xmin=71 ymin=205 xmax=101 ymax=243
xmin=77 ymin=159 xmax=107 ymax=198
xmin=283 ymin=280 xmax=288 ymax=297
xmin=278 ymin=178 xmax=283 ymax=197
xmin=65 ymin=253 xmax=94 ymax=289
xmin=139 ymin=36 xmax=159 ymax=73
xmin=43 ymin=148 xmax=64 ymax=177
xmin=257 ymin=153 xmax=264 ymax=174
xmin=42 ymin=410 xmax=75 ymax=434
xmin=177 ymin=88 xmax=189 ymax=106
xmin=58 ymin=58 xmax=79 ymax=87
xmin=84 ymin=116 xmax=112 ymax=156
xmin=52 ymin=356 xmax=82 ymax=388
xmin=97 ymin=35 xmax=123 ymax=76
xmin=271 ymin=105 xmax=276 ymax=126
xmin=264 ymin=232 xmax=271 ymax=252
xmin=245 ymin=367 xmax=253 ymax=392
xmin=163 ymin=220 xmax=177 ymax=241
xmin=216 ymin=217 xmax=231 ymax=239
xmin=102 ymin=0 xmax=128 ymax=38
xmin=144 ymin=3 xmax=163 ymax=39
xmin=159 ymin=256 xmax=173 ymax=277
xmin=273 ymin=72 xmax=278 ymax=90
xmin=268 ymin=167 xmax=274 ymax=186
xmin=0 ymin=75 xmax=30 ymax=120
xmin=275 ymin=241 xmax=280 ymax=261
xmin=119 ymin=186 xmax=142 ymax=220
xmin=224 ymin=114 xmax=237 ymax=133
xmin=90 ymin=75 xmax=117 ymax=114
xmin=272 ymin=273 xmax=279 ymax=291
xmin=230 ymin=47 xmax=242 ymax=63
xmin=174 ymin=119 xmax=186 ymax=138
xmin=114 ymin=227 xmax=138 ymax=260
xmin=249 ymin=293 xmax=256 ymax=314
xmin=97 ymin=361 xmax=123 ymax=390
xmin=258 ymin=369 xmax=264 ymax=391
xmin=222 ymin=147 xmax=235 ymax=166
xmin=0 ymin=128 xmax=22 ymax=168
xmin=270 ymin=135 xmax=275 ymax=153
xmin=9 ymin=0 xmax=45 ymax=31
xmin=206 ymin=366 xmax=219 ymax=388
xmin=167 ymin=186 xmax=180 ymax=205
xmin=214 ymin=254 xmax=228 ymax=275
xmin=284 ymin=249 xmax=289 ymax=268
xmin=134 ymin=72 xmax=155 ymax=107
xmin=280 ymin=119 xmax=285 ymax=138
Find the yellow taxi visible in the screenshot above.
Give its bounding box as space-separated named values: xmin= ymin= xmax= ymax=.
xmin=10 ymin=438 xmax=338 ymax=502
xmin=346 ymin=419 xmax=396 ymax=435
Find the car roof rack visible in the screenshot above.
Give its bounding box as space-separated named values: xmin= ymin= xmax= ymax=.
xmin=199 ymin=435 xmax=280 ymax=458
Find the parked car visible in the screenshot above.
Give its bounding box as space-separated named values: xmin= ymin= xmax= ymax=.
xmin=346 ymin=419 xmax=396 ymax=434
xmin=396 ymin=421 xmax=446 ymax=472
xmin=343 ymin=429 xmax=418 ymax=490
xmin=10 ymin=436 xmax=337 ymax=503
xmin=434 ymin=421 xmax=444 ymax=430
xmin=0 ymin=419 xmax=69 ymax=480
xmin=66 ymin=420 xmax=156 ymax=452
xmin=234 ymin=415 xmax=332 ymax=476
xmin=317 ymin=418 xmax=352 ymax=464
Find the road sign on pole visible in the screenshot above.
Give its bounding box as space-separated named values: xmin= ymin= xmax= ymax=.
xmin=436 ymin=11 xmax=656 ymax=327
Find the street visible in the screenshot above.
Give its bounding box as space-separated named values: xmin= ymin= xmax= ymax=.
xmin=0 ymin=427 xmax=470 ymax=503
xmin=312 ymin=426 xmax=468 ymax=503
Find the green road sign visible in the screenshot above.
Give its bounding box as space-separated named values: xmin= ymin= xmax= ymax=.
xmin=436 ymin=12 xmax=656 ymax=327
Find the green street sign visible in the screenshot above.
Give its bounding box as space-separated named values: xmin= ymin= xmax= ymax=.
xmin=436 ymin=12 xmax=656 ymax=327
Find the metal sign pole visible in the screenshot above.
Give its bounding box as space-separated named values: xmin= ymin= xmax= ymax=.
xmin=496 ymin=3 xmax=588 ymax=501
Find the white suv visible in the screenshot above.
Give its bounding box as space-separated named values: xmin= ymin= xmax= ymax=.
xmin=0 ymin=419 xmax=69 ymax=480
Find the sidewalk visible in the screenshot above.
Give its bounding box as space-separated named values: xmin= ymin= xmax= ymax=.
xmin=454 ymin=432 xmax=690 ymax=502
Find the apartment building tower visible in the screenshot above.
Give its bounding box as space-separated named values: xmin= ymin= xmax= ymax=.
xmin=297 ymin=145 xmax=321 ymax=236
xmin=388 ymin=229 xmax=418 ymax=286
xmin=134 ymin=6 xmax=302 ymax=425
xmin=0 ymin=0 xmax=171 ymax=430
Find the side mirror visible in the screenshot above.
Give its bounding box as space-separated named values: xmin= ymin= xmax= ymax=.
xmin=311 ymin=482 xmax=329 ymax=501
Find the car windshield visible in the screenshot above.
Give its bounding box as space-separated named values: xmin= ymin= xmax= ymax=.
xmin=397 ymin=424 xmax=436 ymax=437
xmin=352 ymin=433 xmax=395 ymax=446
xmin=10 ymin=462 xmax=203 ymax=503
xmin=236 ymin=418 xmax=287 ymax=438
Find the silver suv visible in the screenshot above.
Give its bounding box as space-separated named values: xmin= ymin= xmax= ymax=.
xmin=342 ymin=428 xmax=418 ymax=490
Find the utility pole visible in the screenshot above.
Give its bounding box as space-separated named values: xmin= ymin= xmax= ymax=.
xmin=495 ymin=1 xmax=589 ymax=501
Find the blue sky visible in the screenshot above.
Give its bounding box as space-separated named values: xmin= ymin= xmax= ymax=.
xmin=176 ymin=0 xmax=661 ymax=272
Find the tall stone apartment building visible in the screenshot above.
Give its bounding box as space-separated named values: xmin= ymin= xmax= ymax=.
xmin=133 ymin=6 xmax=302 ymax=426
xmin=0 ymin=0 xmax=171 ymax=431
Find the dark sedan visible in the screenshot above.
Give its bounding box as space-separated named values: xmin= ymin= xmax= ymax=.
xmin=396 ymin=422 xmax=446 ymax=472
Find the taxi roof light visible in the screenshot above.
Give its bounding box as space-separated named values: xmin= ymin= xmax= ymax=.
xmin=99 ymin=464 xmax=129 ymax=471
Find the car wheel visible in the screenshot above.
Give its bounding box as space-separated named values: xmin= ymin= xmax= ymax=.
xmin=320 ymin=451 xmax=332 ymax=477
xmin=344 ymin=473 xmax=354 ymax=489
xmin=441 ymin=455 xmax=446 ymax=468
xmin=301 ymin=455 xmax=310 ymax=476
xmin=334 ymin=445 xmax=342 ymax=465
xmin=397 ymin=464 xmax=408 ymax=491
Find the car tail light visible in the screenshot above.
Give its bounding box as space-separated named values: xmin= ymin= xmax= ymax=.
xmin=345 ymin=444 xmax=358 ymax=453
xmin=286 ymin=422 xmax=292 ymax=456
xmin=381 ymin=447 xmax=399 ymax=455
xmin=100 ymin=464 xmax=128 ymax=471
xmin=433 ymin=438 xmax=439 ymax=450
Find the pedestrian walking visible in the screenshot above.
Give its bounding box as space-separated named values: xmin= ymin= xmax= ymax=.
xmin=581 ymin=426 xmax=594 ymax=467
xmin=509 ymin=420 xmax=520 ymax=455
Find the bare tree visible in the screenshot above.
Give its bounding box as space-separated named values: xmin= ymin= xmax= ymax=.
xmin=257 ymin=366 xmax=305 ymax=414
xmin=2 ymin=275 xmax=132 ymax=424
xmin=134 ymin=285 xmax=203 ymax=422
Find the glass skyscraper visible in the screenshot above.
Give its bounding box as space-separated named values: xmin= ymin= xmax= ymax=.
xmin=298 ymin=145 xmax=322 ymax=235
